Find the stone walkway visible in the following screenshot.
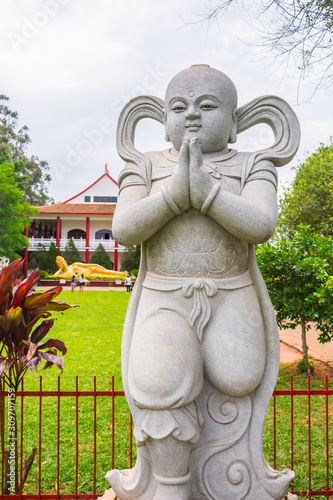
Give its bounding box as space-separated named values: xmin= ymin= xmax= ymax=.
xmin=280 ymin=324 xmax=333 ymax=366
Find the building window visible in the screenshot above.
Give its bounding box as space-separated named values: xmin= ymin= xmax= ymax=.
xmin=84 ymin=196 xmax=91 ymax=202
xmin=95 ymin=229 xmax=113 ymax=240
xmin=68 ymin=229 xmax=86 ymax=239
xmin=93 ymin=196 xmax=117 ymax=203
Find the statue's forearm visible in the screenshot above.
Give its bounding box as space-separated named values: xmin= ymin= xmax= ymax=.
xmin=113 ymin=190 xmax=176 ymax=246
xmin=207 ymin=184 xmax=278 ymax=244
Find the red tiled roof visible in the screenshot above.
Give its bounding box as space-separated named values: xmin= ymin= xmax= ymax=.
xmin=37 ymin=203 xmax=116 ymax=215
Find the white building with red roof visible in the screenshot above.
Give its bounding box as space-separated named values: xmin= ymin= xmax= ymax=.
xmin=27 ymin=165 xmax=125 ymax=271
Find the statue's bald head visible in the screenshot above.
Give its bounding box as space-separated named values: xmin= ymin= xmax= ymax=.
xmin=165 ymin=65 xmax=237 ymax=111
xmin=164 ymin=65 xmax=238 ymax=153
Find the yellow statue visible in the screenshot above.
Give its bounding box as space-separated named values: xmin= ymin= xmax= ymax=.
xmin=53 ymin=256 xmax=127 ymax=279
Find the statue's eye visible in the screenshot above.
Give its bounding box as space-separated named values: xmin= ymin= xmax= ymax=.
xmin=172 ymin=105 xmax=186 ymax=112
xmin=201 ymin=104 xmax=215 ymax=110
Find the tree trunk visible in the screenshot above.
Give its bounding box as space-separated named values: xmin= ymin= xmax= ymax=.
xmin=301 ymin=317 xmax=311 ymax=373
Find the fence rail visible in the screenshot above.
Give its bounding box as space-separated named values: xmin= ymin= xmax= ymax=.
xmin=273 ymin=375 xmax=332 ymax=499
xmin=1 ymin=375 xmax=332 ymax=499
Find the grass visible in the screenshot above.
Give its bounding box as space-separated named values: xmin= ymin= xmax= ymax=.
xmin=1 ymin=290 xmax=332 ymax=499
xmin=24 ymin=289 xmax=129 ymax=390
xmin=2 ymin=290 xmax=131 ymax=496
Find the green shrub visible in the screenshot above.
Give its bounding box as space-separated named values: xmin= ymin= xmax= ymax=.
xmin=121 ymin=244 xmax=141 ymax=272
xmin=63 ymin=238 xmax=82 ymax=264
xmin=89 ymin=243 xmax=113 ymax=269
xmin=30 ymin=241 xmax=59 ymax=274
xmin=39 ymin=270 xmax=50 ymax=279
xmin=297 ymin=358 xmax=314 ymax=374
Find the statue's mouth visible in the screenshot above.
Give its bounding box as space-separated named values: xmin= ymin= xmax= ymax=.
xmin=186 ymin=124 xmax=201 ymax=131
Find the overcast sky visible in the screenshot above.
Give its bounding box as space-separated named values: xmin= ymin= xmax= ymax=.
xmin=1 ymin=0 xmax=332 ymax=203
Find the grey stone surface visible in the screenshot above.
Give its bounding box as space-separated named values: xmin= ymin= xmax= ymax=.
xmin=103 ymin=65 xmax=300 ymax=500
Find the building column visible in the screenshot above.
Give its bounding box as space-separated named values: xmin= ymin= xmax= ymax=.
xmin=24 ymin=227 xmax=29 ymax=278
xmin=38 ymin=224 xmax=42 ymax=238
xmin=31 ymin=220 xmax=36 ymax=238
xmin=85 ymin=217 xmax=90 ymax=263
xmin=56 ymin=217 xmax=61 ymax=247
xmin=44 ymin=225 xmax=48 ymax=238
xmin=114 ymin=241 xmax=119 ymax=271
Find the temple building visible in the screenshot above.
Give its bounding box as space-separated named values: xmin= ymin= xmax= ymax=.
xmin=26 ymin=165 xmax=125 ymax=271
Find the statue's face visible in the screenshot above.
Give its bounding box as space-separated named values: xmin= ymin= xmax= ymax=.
xmin=164 ymin=67 xmax=237 ymax=154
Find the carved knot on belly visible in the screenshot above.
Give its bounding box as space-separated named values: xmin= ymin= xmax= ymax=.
xmin=182 ymin=279 xmax=218 ymax=343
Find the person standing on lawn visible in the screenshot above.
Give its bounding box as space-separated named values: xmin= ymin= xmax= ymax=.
xmin=125 ymin=274 xmax=132 ymax=293
xmin=79 ymin=273 xmax=86 ymax=293
xmin=71 ymin=274 xmax=77 ymax=293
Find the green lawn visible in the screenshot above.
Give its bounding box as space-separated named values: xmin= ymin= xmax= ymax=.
xmin=2 ymin=290 xmax=332 ymax=499
xmin=6 ymin=290 xmax=131 ymax=496
xmin=24 ymin=289 xmax=130 ymax=391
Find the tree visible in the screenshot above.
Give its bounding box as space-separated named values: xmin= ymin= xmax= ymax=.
xmin=196 ymin=1 xmax=333 ymax=95
xmin=278 ymin=139 xmax=333 ymax=239
xmin=29 ymin=242 xmax=59 ymax=275
xmin=0 ymin=95 xmax=53 ymax=205
xmin=256 ymin=224 xmax=333 ymax=373
xmin=89 ymin=243 xmax=113 ymax=270
xmin=0 ymin=163 xmax=36 ymax=261
xmin=120 ymin=244 xmax=141 ymax=273
xmin=62 ymin=238 xmax=82 ymax=265
xmin=47 ymin=241 xmax=59 ymax=273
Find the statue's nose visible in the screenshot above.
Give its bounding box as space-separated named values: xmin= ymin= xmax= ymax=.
xmin=185 ymin=106 xmax=200 ymax=119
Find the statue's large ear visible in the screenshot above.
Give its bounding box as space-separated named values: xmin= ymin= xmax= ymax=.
xmin=229 ymin=108 xmax=238 ymax=144
xmin=163 ymin=108 xmax=170 ymax=142
xmin=117 ymin=95 xmax=164 ymax=192
xmin=237 ymin=95 xmax=300 ymax=188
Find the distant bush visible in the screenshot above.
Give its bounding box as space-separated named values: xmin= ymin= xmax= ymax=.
xmin=90 ymin=243 xmax=113 ymax=269
xmin=29 ymin=241 xmax=59 ymax=274
xmin=63 ymin=238 xmax=82 ymax=264
xmin=121 ymin=245 xmax=141 ymax=273
xmin=39 ymin=270 xmax=50 ymax=279
xmin=297 ymin=358 xmax=314 ymax=374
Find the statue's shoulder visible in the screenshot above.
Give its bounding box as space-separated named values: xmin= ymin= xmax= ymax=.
xmin=245 ymin=154 xmax=278 ymax=189
xmin=118 ymin=150 xmax=176 ymax=192
xmin=148 ymin=150 xmax=177 ymax=183
xmin=212 ymin=150 xmax=246 ymax=178
xmin=145 ymin=150 xmax=171 ymax=164
xmin=213 ymin=150 xmax=278 ymax=190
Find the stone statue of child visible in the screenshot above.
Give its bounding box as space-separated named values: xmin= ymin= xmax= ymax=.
xmin=106 ymin=65 xmax=300 ymax=500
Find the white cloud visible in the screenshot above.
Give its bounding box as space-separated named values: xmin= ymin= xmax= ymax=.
xmin=1 ymin=0 xmax=332 ymax=201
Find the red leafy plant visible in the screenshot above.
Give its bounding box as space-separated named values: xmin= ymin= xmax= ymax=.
xmin=0 ymin=259 xmax=77 ymax=494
